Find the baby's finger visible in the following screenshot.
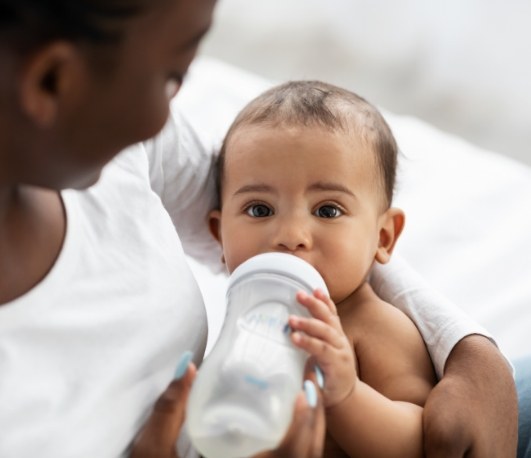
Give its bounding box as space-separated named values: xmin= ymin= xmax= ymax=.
xmin=291 ymin=329 xmax=341 ymax=364
xmin=313 ymin=288 xmax=337 ymax=314
xmin=288 ymin=315 xmax=344 ymax=349
xmin=296 ymin=291 xmax=339 ymax=326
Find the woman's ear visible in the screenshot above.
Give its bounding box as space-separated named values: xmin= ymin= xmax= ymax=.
xmin=208 ymin=209 xmax=223 ymax=244
xmin=375 ymin=207 xmax=405 ymax=264
xmin=19 ymin=42 xmax=84 ymax=127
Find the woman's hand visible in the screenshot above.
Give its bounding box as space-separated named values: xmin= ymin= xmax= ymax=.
xmin=289 ymin=289 xmax=357 ymax=408
xmin=423 ymin=335 xmax=518 ymax=457
xmin=253 ymin=379 xmax=326 ymax=458
xmin=130 ymin=363 xmax=196 ymax=458
xmin=130 ymin=365 xmax=325 ymax=458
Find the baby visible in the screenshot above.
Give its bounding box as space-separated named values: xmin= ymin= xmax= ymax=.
xmin=208 ymin=80 xmax=436 ymax=457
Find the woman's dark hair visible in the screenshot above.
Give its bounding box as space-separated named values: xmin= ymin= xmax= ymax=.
xmin=0 ymin=0 xmax=148 ymax=52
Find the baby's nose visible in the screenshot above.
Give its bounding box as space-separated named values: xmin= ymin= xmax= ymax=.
xmin=273 ymin=220 xmax=312 ymax=252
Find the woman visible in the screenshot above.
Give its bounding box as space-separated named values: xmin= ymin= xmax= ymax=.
xmin=0 ymin=0 xmax=523 ymax=456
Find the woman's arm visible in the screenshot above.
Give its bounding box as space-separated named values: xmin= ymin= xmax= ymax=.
xmin=423 ymin=335 xmax=518 ymax=457
xmin=369 ymin=254 xmax=499 ymax=377
xmin=370 ymin=254 xmax=518 ymax=457
xmin=144 ymin=104 xmax=223 ymax=271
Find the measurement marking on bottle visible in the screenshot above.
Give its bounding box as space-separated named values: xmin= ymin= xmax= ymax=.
xmin=244 ymin=374 xmax=269 ymax=390
xmin=239 ymin=303 xmax=295 ymax=345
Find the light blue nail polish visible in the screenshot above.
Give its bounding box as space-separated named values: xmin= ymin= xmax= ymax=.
xmin=314 ymin=365 xmax=325 ymax=389
xmin=174 ymin=350 xmax=193 ymax=380
xmin=304 ymin=380 xmax=317 ymax=408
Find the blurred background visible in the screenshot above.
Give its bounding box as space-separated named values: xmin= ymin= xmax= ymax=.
xmin=198 ymin=0 xmax=531 ymax=166
xmin=183 ymin=0 xmax=531 ymax=358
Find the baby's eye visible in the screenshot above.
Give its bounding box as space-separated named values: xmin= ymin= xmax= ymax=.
xmin=245 ymin=204 xmax=273 ymax=217
xmin=315 ymin=205 xmax=343 ymax=218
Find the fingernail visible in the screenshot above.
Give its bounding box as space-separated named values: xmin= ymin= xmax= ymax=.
xmin=174 ymin=350 xmax=193 ymax=380
xmin=314 ymin=365 xmax=325 ymax=389
xmin=304 ymin=380 xmax=317 ymax=408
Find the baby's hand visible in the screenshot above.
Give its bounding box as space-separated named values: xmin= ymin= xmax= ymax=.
xmin=289 ymin=289 xmax=357 ymax=408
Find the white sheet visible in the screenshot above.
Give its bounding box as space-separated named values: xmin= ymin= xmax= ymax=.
xmin=200 ymin=0 xmax=531 ymax=168
xmin=177 ymin=57 xmax=531 ymax=361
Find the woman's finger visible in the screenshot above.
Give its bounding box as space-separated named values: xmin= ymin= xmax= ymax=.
xmin=131 ymin=362 xmax=197 ymax=458
xmin=256 ymin=380 xmax=325 ymax=458
xmin=309 ymin=381 xmax=326 ymax=458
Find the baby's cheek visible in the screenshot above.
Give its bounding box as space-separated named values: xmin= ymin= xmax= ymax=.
xmin=328 ymin=267 xmax=365 ymax=302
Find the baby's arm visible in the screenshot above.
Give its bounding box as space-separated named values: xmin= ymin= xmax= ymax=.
xmin=290 ymin=289 xmax=435 ymax=458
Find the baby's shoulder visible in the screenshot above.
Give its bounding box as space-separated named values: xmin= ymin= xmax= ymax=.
xmin=340 ymin=284 xmax=415 ymax=343
xmin=340 ymin=284 xmax=436 ymax=404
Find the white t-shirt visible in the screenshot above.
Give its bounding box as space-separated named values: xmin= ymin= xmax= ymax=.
xmin=0 ymin=102 xmax=493 ymax=457
xmin=0 ymin=110 xmax=212 ymax=458
xmin=370 ymin=255 xmax=494 ymax=379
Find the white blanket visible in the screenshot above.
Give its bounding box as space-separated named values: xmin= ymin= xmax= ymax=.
xmin=177 ymin=57 xmax=531 ymax=361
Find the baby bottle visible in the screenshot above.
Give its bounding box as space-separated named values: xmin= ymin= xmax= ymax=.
xmin=186 ymin=252 xmax=328 ymax=458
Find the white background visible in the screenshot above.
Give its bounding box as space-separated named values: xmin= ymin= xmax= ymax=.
xmin=182 ymin=3 xmax=531 ymax=361
xmin=200 ymin=0 xmax=531 ymax=166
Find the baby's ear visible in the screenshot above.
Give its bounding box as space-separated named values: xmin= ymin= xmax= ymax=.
xmin=208 ymin=209 xmax=222 ymax=244
xmin=375 ymin=208 xmax=405 ymax=264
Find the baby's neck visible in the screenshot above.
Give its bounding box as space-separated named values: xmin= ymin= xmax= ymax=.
xmin=336 ymin=281 xmax=379 ymax=315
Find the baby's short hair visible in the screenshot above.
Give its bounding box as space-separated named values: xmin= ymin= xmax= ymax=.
xmin=218 ymin=80 xmax=398 ymax=208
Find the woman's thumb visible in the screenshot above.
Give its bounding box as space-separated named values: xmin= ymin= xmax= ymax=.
xmin=131 ymin=355 xmax=197 ymax=458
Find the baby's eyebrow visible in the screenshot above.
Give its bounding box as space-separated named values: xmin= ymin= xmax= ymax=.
xmin=308 ymin=181 xmax=356 ymax=197
xmin=234 ymin=184 xmax=275 ymax=195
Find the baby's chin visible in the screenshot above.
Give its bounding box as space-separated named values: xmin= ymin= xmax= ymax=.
xmin=330 ymin=284 xmax=364 ymax=306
